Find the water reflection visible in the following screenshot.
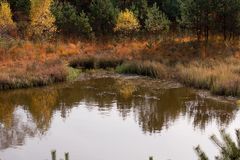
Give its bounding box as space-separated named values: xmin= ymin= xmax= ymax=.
xmin=0 ymin=77 xmax=237 ymax=150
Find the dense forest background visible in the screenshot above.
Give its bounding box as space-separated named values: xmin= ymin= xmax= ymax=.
xmin=0 ymin=0 xmax=240 ymax=41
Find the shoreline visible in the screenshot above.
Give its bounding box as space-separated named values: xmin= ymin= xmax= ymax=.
xmin=0 ymin=38 xmax=240 ymax=101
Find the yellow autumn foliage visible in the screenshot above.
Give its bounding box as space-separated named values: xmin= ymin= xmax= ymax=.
xmin=114 ymin=9 xmax=140 ymax=33
xmin=29 ymin=0 xmax=56 ymax=38
xmin=0 ymin=2 xmax=15 ymax=27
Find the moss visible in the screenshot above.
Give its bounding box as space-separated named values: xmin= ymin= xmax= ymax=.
xmin=67 ymin=67 xmax=81 ymax=81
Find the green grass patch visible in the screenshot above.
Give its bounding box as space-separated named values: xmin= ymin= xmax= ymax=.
xmin=67 ymin=67 xmax=81 ymax=81
xmin=116 ymin=61 xmax=167 ymax=79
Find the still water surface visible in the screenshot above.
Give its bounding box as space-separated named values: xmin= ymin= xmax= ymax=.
xmin=0 ymin=77 xmax=239 ymax=160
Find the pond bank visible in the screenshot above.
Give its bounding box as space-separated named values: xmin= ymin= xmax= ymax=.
xmin=0 ymin=56 xmax=239 ymax=106
xmin=69 ymin=56 xmax=240 ymax=100
xmin=1 ymin=38 xmax=240 ymax=99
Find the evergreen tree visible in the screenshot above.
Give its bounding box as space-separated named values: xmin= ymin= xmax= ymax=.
xmin=51 ymin=1 xmax=92 ymax=37
xmin=145 ymin=3 xmax=170 ymax=33
xmin=196 ymin=129 xmax=240 ymax=160
xmin=214 ymin=0 xmax=240 ymax=40
xmin=161 ymin=0 xmax=180 ymax=21
xmin=131 ymin=0 xmax=148 ymax=28
xmin=179 ymin=0 xmax=212 ymax=41
xmin=90 ymin=0 xmax=118 ymax=34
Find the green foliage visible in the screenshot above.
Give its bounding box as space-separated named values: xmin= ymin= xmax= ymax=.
xmin=116 ymin=61 xmax=167 ymax=79
xmin=131 ymin=0 xmax=148 ymax=27
xmin=67 ymin=67 xmax=81 ymax=81
xmin=8 ymin=0 xmax=31 ymax=15
xmin=214 ymin=0 xmax=240 ymax=39
xmin=114 ymin=9 xmax=140 ymax=34
xmin=51 ymin=1 xmax=93 ymax=37
xmin=1 ymin=0 xmax=240 ymax=39
xmin=145 ymin=3 xmax=170 ymax=33
xmin=179 ymin=0 xmax=212 ymax=40
xmin=90 ymin=0 xmax=118 ymax=34
xmin=196 ymin=129 xmax=240 ymax=160
xmin=161 ymin=0 xmax=180 ymax=21
xmin=179 ymin=0 xmax=240 ymax=40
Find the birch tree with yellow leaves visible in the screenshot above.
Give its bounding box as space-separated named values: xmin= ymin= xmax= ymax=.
xmin=29 ymin=0 xmax=56 ymax=39
xmin=0 ymin=1 xmax=16 ymax=36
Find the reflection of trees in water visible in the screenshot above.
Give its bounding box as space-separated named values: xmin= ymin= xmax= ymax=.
xmin=0 ymin=78 xmax=237 ymax=149
xmin=28 ymin=90 xmax=59 ymax=133
xmin=0 ymin=108 xmax=37 ymax=150
xmin=185 ymin=97 xmax=236 ymax=130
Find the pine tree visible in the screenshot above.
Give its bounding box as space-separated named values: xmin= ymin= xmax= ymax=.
xmin=90 ymin=0 xmax=118 ymax=34
xmin=145 ymin=3 xmax=170 ymax=33
xmin=179 ymin=0 xmax=212 ymax=41
xmin=214 ymin=0 xmax=240 ymax=40
xmin=51 ymin=1 xmax=92 ymax=37
xmin=195 ymin=129 xmax=240 ymax=160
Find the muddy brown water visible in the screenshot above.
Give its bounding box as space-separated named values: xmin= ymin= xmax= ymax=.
xmin=0 ymin=77 xmax=239 ymax=160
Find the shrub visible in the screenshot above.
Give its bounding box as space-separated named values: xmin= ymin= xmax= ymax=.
xmin=29 ymin=0 xmax=56 ymax=39
xmin=96 ymin=56 xmax=123 ymax=69
xmin=114 ymin=9 xmax=140 ymax=34
xmin=145 ymin=3 xmax=170 ymax=33
xmin=0 ymin=2 xmax=17 ymax=37
xmin=51 ymin=1 xmax=93 ymax=37
xmin=69 ymin=56 xmax=95 ymax=69
xmin=69 ymin=55 xmax=123 ymax=70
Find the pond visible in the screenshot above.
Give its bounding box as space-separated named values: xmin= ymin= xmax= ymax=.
xmin=0 ymin=77 xmax=239 ymax=160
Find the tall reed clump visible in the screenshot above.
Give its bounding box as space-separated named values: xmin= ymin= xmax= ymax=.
xmin=176 ymin=58 xmax=240 ymax=97
xmin=69 ymin=55 xmax=123 ymax=70
xmin=176 ymin=62 xmax=215 ymax=90
xmin=0 ymin=60 xmax=67 ymax=90
xmin=69 ymin=56 xmax=95 ymax=69
xmin=116 ymin=61 xmax=167 ymax=79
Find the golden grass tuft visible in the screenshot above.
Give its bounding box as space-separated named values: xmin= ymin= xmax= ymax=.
xmin=0 ymin=60 xmax=67 ymax=89
xmin=176 ymin=58 xmax=240 ymax=96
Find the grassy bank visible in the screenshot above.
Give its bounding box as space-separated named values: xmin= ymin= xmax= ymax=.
xmin=0 ymin=60 xmax=68 ymax=90
xmin=69 ymin=54 xmax=240 ymax=97
xmin=176 ymin=58 xmax=240 ymax=96
xmin=1 ymin=37 xmax=240 ymax=97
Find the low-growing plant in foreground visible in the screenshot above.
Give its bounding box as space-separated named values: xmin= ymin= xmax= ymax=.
xmin=195 ymin=129 xmax=240 ymax=160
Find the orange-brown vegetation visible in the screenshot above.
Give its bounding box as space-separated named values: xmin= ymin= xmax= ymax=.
xmin=0 ymin=36 xmax=240 ymax=96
